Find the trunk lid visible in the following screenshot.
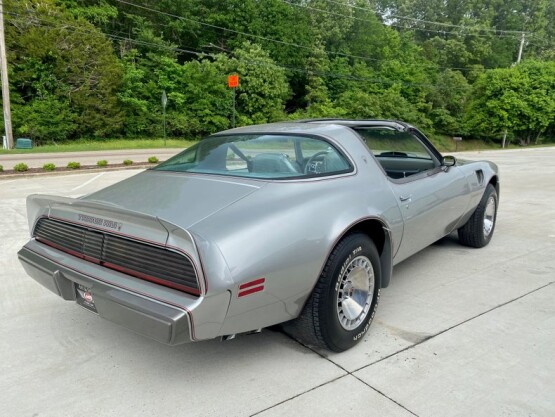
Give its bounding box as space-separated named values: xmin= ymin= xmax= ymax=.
xmin=81 ymin=171 xmax=263 ymax=229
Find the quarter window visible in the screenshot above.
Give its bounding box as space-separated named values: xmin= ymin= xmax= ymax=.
xmin=354 ymin=128 xmax=438 ymax=179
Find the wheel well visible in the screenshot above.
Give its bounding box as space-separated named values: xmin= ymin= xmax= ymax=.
xmin=345 ymin=219 xmax=392 ymax=288
xmin=349 ymin=219 xmax=385 ymax=255
xmin=489 ymin=175 xmax=500 ymax=197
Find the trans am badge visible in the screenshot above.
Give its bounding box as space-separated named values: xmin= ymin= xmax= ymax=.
xmin=77 ymin=214 xmax=123 ymax=231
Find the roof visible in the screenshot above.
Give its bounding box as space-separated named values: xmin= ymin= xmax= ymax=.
xmin=214 ymin=121 xmax=354 ymax=137
xmin=215 ymin=119 xmax=409 ymax=137
xmin=299 ymin=119 xmax=411 ymax=131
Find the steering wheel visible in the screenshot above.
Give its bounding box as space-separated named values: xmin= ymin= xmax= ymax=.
xmin=304 ymin=151 xmax=329 ymax=174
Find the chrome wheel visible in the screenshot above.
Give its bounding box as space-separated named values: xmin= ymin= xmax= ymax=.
xmin=336 ymin=256 xmax=374 ymax=331
xmin=483 ymin=196 xmax=496 ymax=237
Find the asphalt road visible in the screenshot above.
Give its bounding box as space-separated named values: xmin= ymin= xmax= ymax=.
xmin=1 ymin=148 xmax=554 ymax=417
xmin=0 ymin=148 xmax=182 ymax=170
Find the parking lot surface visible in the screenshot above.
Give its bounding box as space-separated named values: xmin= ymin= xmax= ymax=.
xmin=1 ymin=147 xmax=554 ymax=417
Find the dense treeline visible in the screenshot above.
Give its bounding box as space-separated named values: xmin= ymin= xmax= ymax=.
xmin=4 ymin=0 xmax=555 ymax=145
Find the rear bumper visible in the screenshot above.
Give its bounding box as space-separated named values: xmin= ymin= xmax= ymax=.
xmin=18 ymin=245 xmax=192 ymax=345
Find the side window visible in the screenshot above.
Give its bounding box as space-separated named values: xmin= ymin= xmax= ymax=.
xmin=300 ymin=139 xmax=350 ymax=174
xmin=355 ymin=128 xmax=438 ymax=179
xmin=166 ymin=146 xmax=197 ymax=165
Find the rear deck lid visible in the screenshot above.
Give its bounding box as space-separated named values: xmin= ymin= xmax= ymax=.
xmin=81 ymin=171 xmax=263 ymax=229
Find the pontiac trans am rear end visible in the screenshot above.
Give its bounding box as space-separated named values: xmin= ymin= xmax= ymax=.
xmin=18 ymin=120 xmax=499 ymax=352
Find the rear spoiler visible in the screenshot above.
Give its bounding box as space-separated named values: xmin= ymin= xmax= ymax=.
xmin=27 ymin=194 xmax=200 ymax=264
xmin=27 ymin=194 xmax=171 ymax=244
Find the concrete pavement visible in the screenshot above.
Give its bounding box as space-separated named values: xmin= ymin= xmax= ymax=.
xmin=1 ymin=148 xmax=554 ymax=416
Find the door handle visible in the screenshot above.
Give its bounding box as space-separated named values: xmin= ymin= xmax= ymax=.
xmin=399 ymin=195 xmax=412 ymax=202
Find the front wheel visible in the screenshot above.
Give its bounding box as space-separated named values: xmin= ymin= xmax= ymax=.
xmin=458 ymin=183 xmax=498 ymax=248
xmin=284 ymin=233 xmax=381 ymax=352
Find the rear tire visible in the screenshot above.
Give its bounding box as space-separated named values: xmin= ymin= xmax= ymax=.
xmin=283 ymin=233 xmax=381 ymax=352
xmin=458 ymin=183 xmax=498 ymax=248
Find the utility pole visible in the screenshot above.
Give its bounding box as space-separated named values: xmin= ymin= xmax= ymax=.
xmin=516 ymin=32 xmax=526 ymax=64
xmin=0 ymin=0 xmax=13 ymax=149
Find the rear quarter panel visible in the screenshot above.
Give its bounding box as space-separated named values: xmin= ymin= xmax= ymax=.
xmin=190 ymin=152 xmax=404 ymax=335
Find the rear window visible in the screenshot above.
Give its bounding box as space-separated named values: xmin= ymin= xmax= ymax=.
xmin=154 ymin=134 xmax=352 ymax=179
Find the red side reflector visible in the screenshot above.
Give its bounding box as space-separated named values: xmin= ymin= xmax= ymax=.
xmin=238 ymin=278 xmax=265 ymax=297
xmin=238 ymin=286 xmax=264 ymax=297
xmin=239 ymin=277 xmax=265 ymax=290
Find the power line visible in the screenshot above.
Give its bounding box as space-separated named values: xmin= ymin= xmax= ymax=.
xmin=4 ymin=12 xmax=218 ymax=59
xmin=10 ymin=1 xmax=391 ymax=66
xmin=8 ymin=1 xmax=493 ymax=71
xmin=4 ymin=12 xmax=441 ymax=89
xmin=13 ymin=0 xmax=538 ymax=76
xmin=114 ymin=0 xmax=386 ymax=65
xmin=282 ymin=0 xmax=524 ymax=39
xmin=112 ymin=0 xmax=499 ymax=71
xmin=318 ymin=0 xmax=530 ymax=35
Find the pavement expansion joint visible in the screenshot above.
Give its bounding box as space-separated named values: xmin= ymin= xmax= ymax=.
xmin=353 ymin=376 xmax=421 ymax=417
xmin=259 ymin=334 xmax=421 ymax=416
xmin=266 ymin=281 xmax=554 ymax=417
xmin=248 ymin=374 xmax=348 ymax=416
xmin=352 ymin=280 xmax=555 ymax=375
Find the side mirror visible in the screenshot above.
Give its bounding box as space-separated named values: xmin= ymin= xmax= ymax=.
xmin=442 ymin=155 xmax=457 ymax=167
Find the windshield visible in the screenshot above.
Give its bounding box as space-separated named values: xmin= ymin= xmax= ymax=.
xmin=154 ymin=134 xmax=352 ymax=179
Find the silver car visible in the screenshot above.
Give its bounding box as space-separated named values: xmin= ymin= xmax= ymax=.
xmin=18 ymin=120 xmax=499 ymax=352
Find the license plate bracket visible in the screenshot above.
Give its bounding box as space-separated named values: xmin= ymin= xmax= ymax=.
xmin=75 ymin=284 xmax=98 ymax=314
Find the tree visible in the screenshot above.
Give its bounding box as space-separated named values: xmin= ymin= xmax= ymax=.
xmin=514 ymin=60 xmax=555 ymax=144
xmin=216 ymin=42 xmax=289 ymax=125
xmin=2 ymin=0 xmax=553 ymax=143
xmin=296 ymin=41 xmax=344 ymax=118
xmin=373 ymin=0 xmax=555 ymax=67
xmin=465 ymin=68 xmax=527 ymax=147
xmin=117 ymin=50 xmax=153 ymax=136
xmin=6 ymin=0 xmax=122 ymax=142
xmin=428 ymin=70 xmax=471 ymax=134
xmin=465 ymin=61 xmax=555 ymax=146
xmin=13 ymin=96 xmax=77 ymax=142
xmin=337 ymin=87 xmax=431 ymax=127
xmin=166 ymin=58 xmax=231 ymax=137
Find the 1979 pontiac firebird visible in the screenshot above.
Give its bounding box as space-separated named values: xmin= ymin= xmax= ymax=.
xmin=18 ymin=120 xmax=499 ymax=352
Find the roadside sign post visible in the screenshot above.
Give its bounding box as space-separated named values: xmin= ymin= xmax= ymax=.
xmin=232 ymin=88 xmax=235 ymax=128
xmin=228 ymin=75 xmax=239 ymax=128
xmin=162 ymin=90 xmax=167 ymax=147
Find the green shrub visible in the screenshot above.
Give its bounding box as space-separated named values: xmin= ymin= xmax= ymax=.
xmin=43 ymin=163 xmax=56 ymax=171
xmin=123 ymin=159 xmax=133 ymax=166
xmin=0 ymin=164 xmax=3 ymax=172
xmin=148 ymin=156 xmax=159 ymax=164
xmin=14 ymin=163 xmax=29 ymax=172
xmin=67 ymin=161 xmax=81 ymax=169
xmin=97 ymin=160 xmax=108 ymax=167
